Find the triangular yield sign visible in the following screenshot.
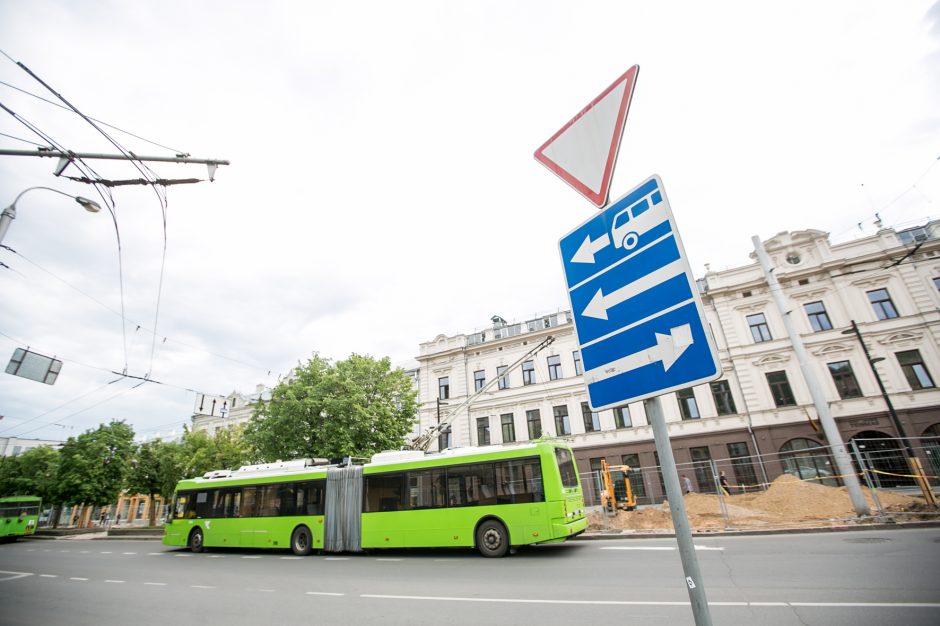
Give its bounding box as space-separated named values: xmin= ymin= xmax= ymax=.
xmin=534 ymin=65 xmax=639 ymax=208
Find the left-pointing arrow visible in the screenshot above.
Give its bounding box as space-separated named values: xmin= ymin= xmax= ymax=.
xmin=571 ymin=233 xmax=611 ymax=264
xmin=583 ymin=324 xmax=693 ymax=385
xmin=582 ymin=259 xmax=685 ymax=320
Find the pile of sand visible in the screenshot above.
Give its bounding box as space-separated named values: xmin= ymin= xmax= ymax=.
xmin=588 ymin=474 xmax=921 ymax=531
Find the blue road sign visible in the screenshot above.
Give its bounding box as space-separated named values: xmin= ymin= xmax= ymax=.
xmin=559 ymin=174 xmax=720 ymax=411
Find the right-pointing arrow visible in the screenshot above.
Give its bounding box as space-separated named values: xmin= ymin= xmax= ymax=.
xmin=571 ymin=232 xmax=611 ymax=264
xmin=583 ymin=324 xmax=694 ymax=385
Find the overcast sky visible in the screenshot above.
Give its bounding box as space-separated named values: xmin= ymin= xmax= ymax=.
xmin=1 ymin=1 xmax=938 ymax=443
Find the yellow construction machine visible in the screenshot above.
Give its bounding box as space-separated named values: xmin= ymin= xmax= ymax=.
xmin=600 ymin=459 xmax=636 ymax=512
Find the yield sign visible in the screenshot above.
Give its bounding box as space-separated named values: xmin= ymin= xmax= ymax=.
xmin=534 ymin=65 xmax=639 ymax=208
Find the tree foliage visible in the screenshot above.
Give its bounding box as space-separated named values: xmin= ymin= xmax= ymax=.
xmin=177 ymin=426 xmax=250 ymax=479
xmin=244 ymin=354 xmax=418 ymax=462
xmin=125 ymin=439 xmax=183 ymax=526
xmin=0 ymin=446 xmax=60 ymax=503
xmin=56 ymin=421 xmax=135 ymax=508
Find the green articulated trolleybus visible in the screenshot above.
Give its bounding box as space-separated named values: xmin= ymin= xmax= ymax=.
xmin=163 ymin=440 xmax=587 ymax=557
xmin=0 ymin=496 xmax=41 ymax=541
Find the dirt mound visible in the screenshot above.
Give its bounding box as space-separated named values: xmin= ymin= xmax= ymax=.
xmin=589 ymin=474 xmax=922 ymax=531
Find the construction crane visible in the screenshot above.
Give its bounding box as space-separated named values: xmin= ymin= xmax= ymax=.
xmin=600 ymin=459 xmax=637 ymax=513
xmin=407 ymin=334 xmax=556 ymax=452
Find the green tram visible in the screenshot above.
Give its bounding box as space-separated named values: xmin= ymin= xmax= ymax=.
xmin=163 ymin=440 xmax=586 ymax=557
xmin=0 ymin=496 xmax=41 ymax=541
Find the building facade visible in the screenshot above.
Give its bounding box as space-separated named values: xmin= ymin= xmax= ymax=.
xmin=413 ymin=224 xmax=940 ymax=500
xmin=0 ymin=436 xmax=64 ymax=457
xmin=190 ymin=384 xmax=272 ymax=435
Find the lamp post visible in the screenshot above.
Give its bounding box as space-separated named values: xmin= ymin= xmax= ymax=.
xmin=842 ymin=320 xmax=937 ymax=507
xmin=0 ymin=186 xmax=101 ymax=245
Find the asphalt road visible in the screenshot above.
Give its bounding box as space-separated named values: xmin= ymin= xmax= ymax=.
xmin=1 ymin=528 xmax=938 ymax=625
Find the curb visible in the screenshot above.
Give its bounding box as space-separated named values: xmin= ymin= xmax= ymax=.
xmin=574 ymin=519 xmax=940 ymax=540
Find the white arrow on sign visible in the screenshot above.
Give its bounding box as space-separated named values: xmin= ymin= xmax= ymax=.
xmin=571 ymin=233 xmax=611 ymax=264
xmin=582 ymin=258 xmax=685 ymax=320
xmin=583 ymin=324 xmax=694 ymax=385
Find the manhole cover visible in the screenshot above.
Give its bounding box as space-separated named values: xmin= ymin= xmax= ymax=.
xmin=844 ymin=537 xmax=891 ymax=544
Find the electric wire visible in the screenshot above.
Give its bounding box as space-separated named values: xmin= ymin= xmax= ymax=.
xmin=0 ymin=78 xmax=188 ymax=155
xmin=0 ymin=130 xmax=51 ymax=147
xmin=13 ymin=379 xmax=148 ymax=439
xmin=0 ymin=378 xmax=123 ymax=436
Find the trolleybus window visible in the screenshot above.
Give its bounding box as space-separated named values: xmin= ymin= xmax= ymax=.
xmin=555 ymin=447 xmax=578 ymax=488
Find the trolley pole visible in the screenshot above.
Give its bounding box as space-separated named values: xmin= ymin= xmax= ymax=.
xmin=843 ymin=320 xmax=937 ymax=507
xmin=646 ymin=396 xmax=712 ymax=626
xmin=752 ymin=236 xmax=871 ymax=516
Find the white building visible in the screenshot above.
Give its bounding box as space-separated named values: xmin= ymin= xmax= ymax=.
xmin=0 ymin=436 xmax=64 ymax=457
xmin=414 ymin=223 xmax=940 ymax=500
xmin=191 ymin=384 xmax=272 ymax=435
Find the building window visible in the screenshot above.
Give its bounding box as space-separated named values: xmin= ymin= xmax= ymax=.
xmin=613 ymin=405 xmax=632 ymax=429
xmin=438 ymin=376 xmax=450 ymax=400
xmin=933 ymin=277 xmax=940 ymax=294
xmin=497 ymin=365 xmax=509 ymax=390
xmin=867 ymin=288 xmax=899 ymax=320
xmin=747 ymin=313 xmax=772 ymax=342
xmin=553 ymin=405 xmax=571 ymax=436
xmin=476 ymin=417 xmax=491 ymax=446
xmin=677 ymin=388 xmax=700 ymax=420
xmin=690 ymin=446 xmax=716 ymax=493
xmin=766 ymin=370 xmax=796 ymax=407
xmin=522 ymin=360 xmax=536 ymax=385
xmin=547 ymin=355 xmax=562 ymax=380
xmin=727 ymin=442 xmax=758 ymax=492
xmin=804 ymin=301 xmax=832 ymax=332
xmin=896 ymin=350 xmax=935 ymax=390
xmin=573 ymin=351 xmax=583 ymax=376
xmin=500 ymin=413 xmax=515 ymax=443
xmin=438 ymin=431 xmax=451 ymax=451
xmin=710 ymin=380 xmax=737 ymax=415
xmin=581 ymin=402 xmax=600 ymax=432
xmin=827 ymin=361 xmax=862 ymax=399
xmin=526 ymin=409 xmax=542 ymax=440
xmin=473 ymin=370 xmax=485 ymax=392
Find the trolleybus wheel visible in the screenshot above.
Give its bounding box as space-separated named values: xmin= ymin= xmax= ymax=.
xmin=475 ymin=519 xmax=509 ymax=558
xmin=189 ymin=527 xmax=205 ymax=553
xmin=291 ymin=525 xmax=312 ymax=556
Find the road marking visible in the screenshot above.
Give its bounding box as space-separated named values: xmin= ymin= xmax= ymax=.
xmin=80 ymin=550 xmax=90 ymax=554
xmin=147 ymin=553 xmax=163 ymax=556
xmin=122 ymin=552 xmax=137 ymax=555
xmin=247 ymin=588 xmax=275 ymax=593
xmin=39 ymin=574 xmax=57 ymax=578
xmin=241 ymin=556 xmax=262 ymax=559
xmin=0 ymin=571 xmax=34 ymax=582
xmin=105 ymin=580 xmax=125 ymax=584
xmin=100 ymin=551 xmax=112 ymax=554
xmin=144 ymin=582 xmax=167 ymax=586
xmin=69 ymin=577 xmax=89 ymax=581
xmin=306 ymin=591 xmax=344 ymax=597
xmin=25 ymin=549 xmax=34 ymax=552
xmin=376 ymin=558 xmax=402 ymax=562
xmin=174 ymin=554 xmax=192 ymax=557
xmin=280 ymin=556 xmax=302 ymax=560
xmin=600 ymin=545 xmax=724 ymax=551
xmin=58 ymin=549 xmax=70 ymax=553
xmin=324 ymin=557 xmax=348 ymax=561
xmin=190 ymin=585 xmax=215 ymax=589
xmin=207 ymin=555 xmax=225 ymax=558
xmin=360 ymin=595 xmax=940 ymax=609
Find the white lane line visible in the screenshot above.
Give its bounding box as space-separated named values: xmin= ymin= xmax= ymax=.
xmin=69 ymin=577 xmax=89 ymax=582
xmin=376 ymin=558 xmax=403 ymax=562
xmin=241 ymin=556 xmax=262 ymax=559
xmin=147 ymin=553 xmax=163 ymax=556
xmin=122 ymin=552 xmax=137 ymax=555
xmin=144 ymin=582 xmax=167 ymax=586
xmin=306 ymin=592 xmax=344 ymax=597
xmin=324 ymin=557 xmax=348 ymax=561
xmin=280 ymin=556 xmax=302 ymax=560
xmin=207 ymin=555 xmax=225 ymax=559
xmin=190 ymin=585 xmax=215 ymax=589
xmin=105 ymin=580 xmax=125 ymax=584
xmin=600 ymin=546 xmax=724 ymax=551
xmin=80 ymin=551 xmax=91 ymax=554
xmin=39 ymin=574 xmax=57 ymax=578
xmin=360 ymin=595 xmax=940 ymax=609
xmin=0 ymin=571 xmax=34 ymax=582
xmin=247 ymin=588 xmax=275 ymax=593
xmin=99 ymin=551 xmax=112 ymax=554
xmin=174 ymin=554 xmax=192 ymax=557
xmin=58 ymin=550 xmax=70 ymax=553
xmin=25 ymin=549 xmax=34 ymax=552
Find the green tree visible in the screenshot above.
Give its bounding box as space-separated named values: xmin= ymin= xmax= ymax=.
xmin=125 ymin=439 xmax=183 ymax=527
xmin=244 ymin=353 xmax=418 ymax=461
xmin=56 ymin=421 xmax=135 ymax=525
xmin=178 ymin=426 xmax=250 ymax=479
xmin=0 ymin=446 xmax=59 ymax=502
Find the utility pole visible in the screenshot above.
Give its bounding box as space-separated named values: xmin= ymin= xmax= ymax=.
xmin=752 ymin=236 xmax=870 ymax=516
xmin=0 ymin=149 xmax=229 ymax=181
xmin=843 ymin=320 xmax=937 ymax=507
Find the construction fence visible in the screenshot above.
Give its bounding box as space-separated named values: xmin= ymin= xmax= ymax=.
xmin=580 ymin=435 xmax=940 ymax=530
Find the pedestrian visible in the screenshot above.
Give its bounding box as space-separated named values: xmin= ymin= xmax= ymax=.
xmin=719 ymin=471 xmax=732 ymax=496
xmin=681 ymin=474 xmax=693 ymax=494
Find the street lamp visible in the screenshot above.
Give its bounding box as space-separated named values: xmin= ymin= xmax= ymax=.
xmin=842 ymin=320 xmax=938 ymax=506
xmin=0 ymin=186 xmax=101 ymax=245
